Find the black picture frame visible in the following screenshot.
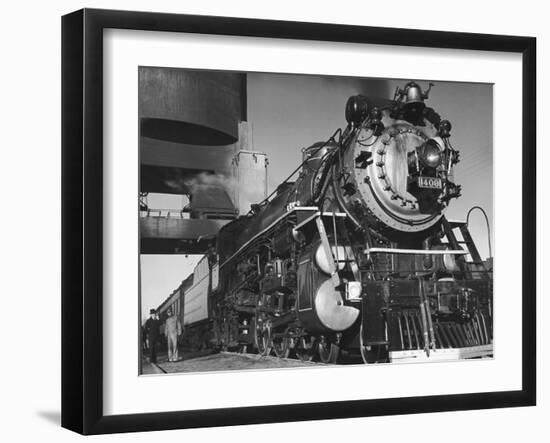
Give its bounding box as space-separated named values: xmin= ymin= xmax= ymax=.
xmin=61 ymin=8 xmax=536 ymax=435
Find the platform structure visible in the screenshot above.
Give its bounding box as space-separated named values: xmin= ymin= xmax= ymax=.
xmin=139 ymin=68 xmax=268 ymax=254
xmin=389 ymin=344 xmax=493 ymax=363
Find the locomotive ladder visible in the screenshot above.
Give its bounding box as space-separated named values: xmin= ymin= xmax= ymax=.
xmin=441 ymin=217 xmax=490 ymax=277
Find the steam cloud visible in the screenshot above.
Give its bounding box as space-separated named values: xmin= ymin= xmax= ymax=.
xmin=164 ymin=172 xmax=265 ymax=215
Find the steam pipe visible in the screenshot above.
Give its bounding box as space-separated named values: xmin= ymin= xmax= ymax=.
xmin=466 ymin=206 xmax=492 ymax=258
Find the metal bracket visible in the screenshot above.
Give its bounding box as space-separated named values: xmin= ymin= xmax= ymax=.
xmin=315 ymin=216 xmax=340 ymax=287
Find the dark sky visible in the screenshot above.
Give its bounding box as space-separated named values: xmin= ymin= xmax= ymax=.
xmin=141 ymin=72 xmax=493 ymax=317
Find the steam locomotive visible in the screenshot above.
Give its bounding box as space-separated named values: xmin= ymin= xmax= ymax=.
xmin=161 ymin=81 xmax=493 ymax=364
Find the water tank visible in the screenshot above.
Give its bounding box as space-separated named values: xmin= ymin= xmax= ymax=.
xmin=139 ymin=67 xmax=246 ymax=146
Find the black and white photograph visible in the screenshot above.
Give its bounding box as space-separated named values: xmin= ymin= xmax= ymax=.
xmin=138 ymin=67 xmax=494 ymax=375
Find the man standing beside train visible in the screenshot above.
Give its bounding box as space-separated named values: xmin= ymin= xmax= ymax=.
xmin=144 ymin=308 xmax=161 ymax=364
xmin=165 ymin=308 xmax=182 ymax=362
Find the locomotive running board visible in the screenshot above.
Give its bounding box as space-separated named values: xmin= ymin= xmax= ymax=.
xmin=220 ymin=207 xmax=319 ymax=268
xmin=365 ymin=247 xmax=468 ymax=255
xmin=219 ymin=208 xmax=346 ymax=268
xmin=389 ymin=344 xmax=493 ymax=363
xmin=293 ymin=211 xmax=347 ymax=231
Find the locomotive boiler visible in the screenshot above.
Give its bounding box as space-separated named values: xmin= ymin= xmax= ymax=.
xmin=177 ymin=81 xmax=493 ymax=364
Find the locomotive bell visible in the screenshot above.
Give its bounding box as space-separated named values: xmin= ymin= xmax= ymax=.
xmin=345 ymin=95 xmax=370 ymax=127
xmin=403 ymin=82 xmax=424 ymax=105
xmin=394 ymin=82 xmax=434 ymax=121
xmin=401 ymin=82 xmax=426 ymax=119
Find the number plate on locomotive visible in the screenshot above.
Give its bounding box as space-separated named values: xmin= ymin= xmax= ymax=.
xmin=418 ymin=176 xmax=442 ymax=189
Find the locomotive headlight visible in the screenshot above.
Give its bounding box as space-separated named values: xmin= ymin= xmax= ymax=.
xmin=346 ymin=281 xmax=362 ymax=301
xmin=418 ymin=139 xmax=443 ymax=168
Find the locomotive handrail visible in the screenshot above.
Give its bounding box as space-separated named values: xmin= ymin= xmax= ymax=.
xmin=365 ymin=248 xmax=468 ymax=255
xmin=219 ymin=206 xmax=320 ymax=269
xmin=293 ymin=211 xmax=347 ymax=231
